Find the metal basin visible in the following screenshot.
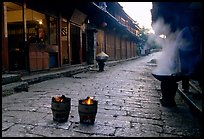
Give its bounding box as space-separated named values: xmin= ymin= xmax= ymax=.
xmin=152 ymin=73 xmax=182 ymax=82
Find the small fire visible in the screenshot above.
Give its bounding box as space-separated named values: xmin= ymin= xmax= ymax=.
xmin=82 ymin=96 xmax=93 ymax=105
xmin=53 ymin=95 xmax=65 ymax=103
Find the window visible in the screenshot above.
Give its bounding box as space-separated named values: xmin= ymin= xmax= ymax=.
xmin=25 ymin=7 xmax=47 ymax=43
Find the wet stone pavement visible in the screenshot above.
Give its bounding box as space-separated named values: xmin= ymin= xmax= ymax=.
xmin=2 ymin=52 xmax=202 ymax=137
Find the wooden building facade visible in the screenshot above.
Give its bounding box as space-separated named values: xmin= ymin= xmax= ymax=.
xmin=1 ymin=1 xmax=140 ymax=73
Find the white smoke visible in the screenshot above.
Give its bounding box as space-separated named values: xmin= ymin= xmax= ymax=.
xmin=150 ymin=18 xmax=181 ymax=75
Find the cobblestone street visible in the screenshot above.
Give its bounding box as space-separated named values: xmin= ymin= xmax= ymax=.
xmin=2 ymin=52 xmax=202 ymax=137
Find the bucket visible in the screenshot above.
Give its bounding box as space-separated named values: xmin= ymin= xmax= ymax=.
xmin=51 ymin=95 xmax=71 ymax=122
xmin=78 ymin=98 xmax=98 ymax=124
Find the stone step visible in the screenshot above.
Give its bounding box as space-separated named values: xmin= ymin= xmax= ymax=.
xmin=178 ymin=82 xmax=202 ymax=120
xmin=21 ymin=66 xmax=90 ymax=85
xmin=189 ymin=80 xmax=202 ymax=94
xmin=2 ymin=81 xmax=28 ymax=97
xmin=2 ymin=74 xmax=21 ymax=85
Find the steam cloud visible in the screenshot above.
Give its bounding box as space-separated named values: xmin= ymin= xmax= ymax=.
xmin=150 ymin=18 xmax=181 ymax=75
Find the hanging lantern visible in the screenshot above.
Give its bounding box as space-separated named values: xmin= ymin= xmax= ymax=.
xmin=101 ymin=22 xmax=107 ymax=27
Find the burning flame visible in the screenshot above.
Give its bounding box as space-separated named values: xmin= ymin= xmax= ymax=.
xmin=53 ymin=95 xmax=65 ymax=102
xmin=87 ymin=97 xmax=92 ymax=105
xmin=82 ymin=96 xmax=93 ymax=105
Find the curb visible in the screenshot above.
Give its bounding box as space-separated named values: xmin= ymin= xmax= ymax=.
xmin=2 ymin=56 xmax=142 ymax=97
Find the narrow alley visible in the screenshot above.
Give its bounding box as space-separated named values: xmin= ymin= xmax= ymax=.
xmin=2 ymin=52 xmax=202 ymax=137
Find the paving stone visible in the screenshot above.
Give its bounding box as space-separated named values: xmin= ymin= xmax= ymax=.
xmin=70 ymin=123 xmax=116 ymax=136
xmin=97 ymin=109 xmax=127 ymax=116
xmin=162 ymin=125 xmax=201 ymax=137
xmin=2 ymin=123 xmax=35 ymax=137
xmin=131 ymin=117 xmax=164 ymax=126
xmin=29 ymin=125 xmax=72 ymax=137
xmin=138 ymin=123 xmax=163 ymax=133
xmin=2 ymin=122 xmax=15 ymax=131
xmin=140 ymin=130 xmax=161 ymax=137
xmin=3 ymin=111 xmax=47 ymax=125
xmin=95 ymin=119 xmax=130 ymax=128
xmin=129 ymin=111 xmax=162 ymax=120
xmin=115 ymin=127 xmax=142 ymax=137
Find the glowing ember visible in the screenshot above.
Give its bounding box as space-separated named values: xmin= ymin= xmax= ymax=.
xmin=82 ymin=96 xmax=93 ymax=105
xmin=52 ymin=95 xmax=65 ymax=103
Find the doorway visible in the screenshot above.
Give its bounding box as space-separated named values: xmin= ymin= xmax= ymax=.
xmin=6 ymin=2 xmax=26 ymax=71
xmin=70 ymin=24 xmax=81 ymax=65
xmin=61 ymin=19 xmax=69 ymax=65
xmin=82 ymin=32 xmax=87 ymax=63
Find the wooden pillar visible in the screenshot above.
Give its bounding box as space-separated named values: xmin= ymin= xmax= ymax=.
xmin=125 ymin=38 xmax=127 ymax=59
xmin=68 ymin=22 xmax=71 ymax=64
xmin=119 ymin=35 xmax=122 ymax=60
xmin=104 ymin=30 xmax=107 ymax=53
xmin=58 ymin=14 xmax=62 ymax=67
xmin=114 ymin=33 xmax=116 ymax=60
xmin=1 ymin=2 xmax=9 ymax=71
xmin=79 ymin=26 xmax=83 ymax=64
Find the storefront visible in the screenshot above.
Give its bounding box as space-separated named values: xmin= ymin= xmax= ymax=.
xmin=1 ymin=2 xmax=139 ymax=73
xmin=1 ymin=2 xmax=60 ymax=72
